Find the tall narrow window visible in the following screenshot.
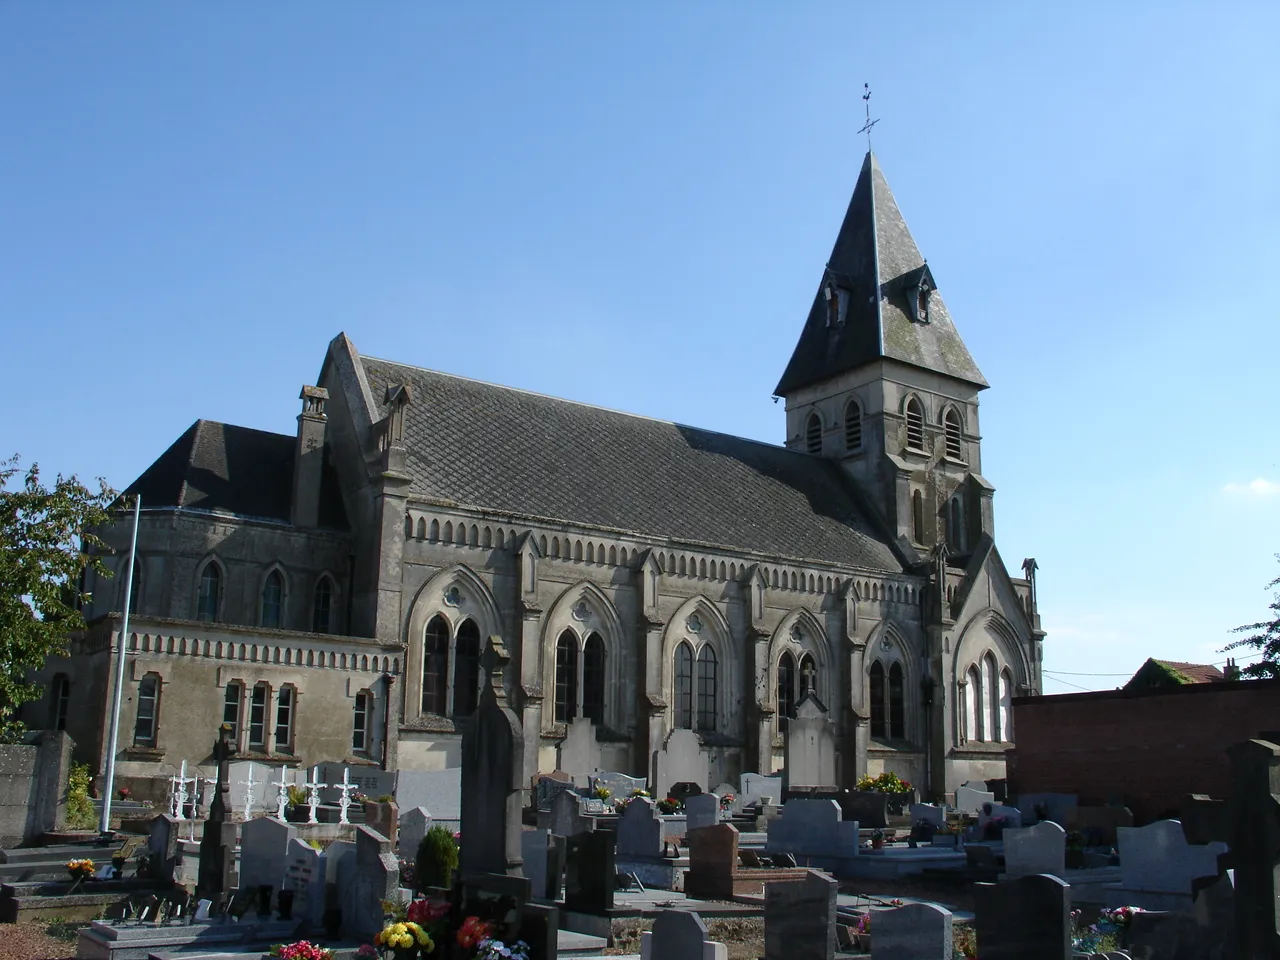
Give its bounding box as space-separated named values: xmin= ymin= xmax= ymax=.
xmin=674 ymin=642 xmax=694 ymax=730
xmin=582 ymin=633 xmax=605 ymax=724
xmin=912 ymin=490 xmax=925 ymax=544
xmin=966 ymin=665 xmax=983 ymax=741
xmin=353 ymin=691 xmax=369 ymax=751
xmin=944 ymin=408 xmax=963 ymax=460
xmin=196 ymin=563 xmax=221 ymax=622
xmin=799 ymin=653 xmax=817 ymax=700
xmin=999 ymin=670 xmax=1013 ymax=742
xmin=949 ymin=498 xmax=964 ymax=551
xmin=888 ymin=662 xmax=905 ymax=739
xmin=696 ymin=646 xmax=717 ymax=732
xmin=121 ymin=557 xmax=142 ymax=614
xmin=249 ymin=683 xmax=268 ymax=750
xmin=805 ymin=412 xmax=822 ymax=454
xmin=554 ymin=631 xmax=579 ymax=724
xmin=958 ymin=678 xmax=969 ymax=743
xmin=422 ymin=616 xmax=449 ymax=716
xmin=51 ymin=675 xmax=71 ymax=732
xmin=777 ymin=652 xmax=796 ymax=721
xmin=275 ymin=686 xmax=295 ymax=752
xmin=223 ymin=682 xmax=243 ymax=741
xmin=983 ymin=654 xmax=999 ymax=743
xmin=869 ymin=661 xmax=886 ymax=739
xmin=262 ymin=571 xmax=284 ymax=628
xmin=312 ymin=576 xmax=334 ymax=633
xmin=844 ymin=399 xmax=863 ymax=451
xmin=905 ymin=398 xmax=925 ymax=451
xmin=453 ymin=619 xmax=481 ymax=717
xmin=134 ymin=675 xmax=160 ymax=745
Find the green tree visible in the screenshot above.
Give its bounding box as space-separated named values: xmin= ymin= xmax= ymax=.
xmin=0 ymin=456 xmax=116 ymax=739
xmin=1223 ymin=555 xmax=1280 ymax=679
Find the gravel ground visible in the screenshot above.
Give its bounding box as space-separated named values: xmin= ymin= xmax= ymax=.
xmin=0 ymin=920 xmax=80 ymax=960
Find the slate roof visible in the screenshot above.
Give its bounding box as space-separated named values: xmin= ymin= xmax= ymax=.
xmin=359 ymin=356 xmax=902 ymax=572
xmin=775 ymin=152 xmax=987 ymax=395
xmin=123 ymin=420 xmax=347 ymax=528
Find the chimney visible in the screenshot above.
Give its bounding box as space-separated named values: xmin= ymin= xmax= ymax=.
xmin=1223 ymin=658 xmax=1241 ymax=682
xmin=291 ymin=385 xmax=329 ymax=528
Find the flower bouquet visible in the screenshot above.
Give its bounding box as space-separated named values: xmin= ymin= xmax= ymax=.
xmin=656 ymin=797 xmax=680 ymax=814
xmin=476 ymin=938 xmax=530 ymax=960
xmin=374 ymin=920 xmax=434 ymax=958
xmin=718 ymin=793 xmax=735 ymax=810
xmin=456 ymin=916 xmax=493 ymax=951
xmin=66 ymin=858 xmax=95 ymax=881
xmin=270 ymin=942 xmax=335 ymax=960
xmin=592 ymin=786 xmax=611 ymax=802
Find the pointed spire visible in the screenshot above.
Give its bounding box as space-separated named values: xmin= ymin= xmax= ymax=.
xmin=775 ymin=153 xmax=987 ymax=396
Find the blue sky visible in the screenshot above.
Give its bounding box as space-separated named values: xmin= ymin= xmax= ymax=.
xmin=3 ymin=3 xmax=1278 ymax=692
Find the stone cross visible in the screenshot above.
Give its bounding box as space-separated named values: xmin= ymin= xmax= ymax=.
xmin=304 ymin=766 xmax=327 ymax=825
xmin=336 ymin=767 xmax=357 ymax=825
xmin=273 ymin=767 xmax=292 ymax=820
xmin=173 ymin=760 xmax=197 ymax=820
xmin=237 ymin=762 xmax=257 ymax=820
xmin=801 ymin=658 xmax=817 ymax=695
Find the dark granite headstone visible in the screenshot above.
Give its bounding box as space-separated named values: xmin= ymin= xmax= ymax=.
xmin=764 ymin=870 xmax=837 ymax=960
xmin=565 ymin=830 xmax=615 ymax=913
xmin=518 ymin=901 xmax=559 ymax=960
xmin=1225 ymin=738 xmax=1280 ymax=957
xmin=1127 ymin=871 xmax=1235 ymax=960
xmin=974 ymin=874 xmax=1070 ymax=960
xmin=546 ymin=833 xmax=566 ymax=902
xmin=840 ymin=791 xmax=889 ymax=829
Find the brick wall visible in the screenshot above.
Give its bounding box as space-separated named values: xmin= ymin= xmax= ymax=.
xmin=1008 ymin=678 xmax=1280 ymax=824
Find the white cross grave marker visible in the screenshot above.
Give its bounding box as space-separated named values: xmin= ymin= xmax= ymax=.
xmin=237 ymin=761 xmax=257 ymax=820
xmin=336 ymin=767 xmax=357 ymax=825
xmin=304 ymin=766 xmax=327 ymax=825
xmin=273 ymin=766 xmax=293 ymax=820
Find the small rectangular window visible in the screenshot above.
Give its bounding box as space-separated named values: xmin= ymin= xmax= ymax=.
xmin=223 ymin=683 xmax=242 ymax=740
xmin=275 ymin=686 xmax=294 ymax=752
xmin=134 ymin=675 xmax=159 ymax=745
xmin=352 ymin=692 xmax=368 ymax=752
xmin=52 ymin=676 xmax=71 ymax=732
xmin=249 ymin=684 xmax=268 ymax=750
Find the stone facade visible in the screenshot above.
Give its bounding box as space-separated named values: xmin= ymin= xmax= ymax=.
xmin=24 ymin=151 xmax=1042 ymax=800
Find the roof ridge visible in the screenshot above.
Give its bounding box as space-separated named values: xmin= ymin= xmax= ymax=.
xmin=192 ymin=418 xmax=293 ymax=442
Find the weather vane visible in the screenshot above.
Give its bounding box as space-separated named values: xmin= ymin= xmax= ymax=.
xmin=858 ymin=83 xmax=879 ymax=148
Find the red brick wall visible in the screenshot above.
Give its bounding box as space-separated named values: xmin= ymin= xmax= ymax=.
xmin=1008 ymin=679 xmax=1280 ymax=824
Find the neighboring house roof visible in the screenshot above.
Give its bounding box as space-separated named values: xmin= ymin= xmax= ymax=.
xmin=1123 ymin=658 xmax=1225 ymax=690
xmin=122 ymin=420 xmax=347 ymax=529
xmin=775 ymin=152 xmax=987 ymax=395
xmin=359 ymin=356 xmax=903 ymax=572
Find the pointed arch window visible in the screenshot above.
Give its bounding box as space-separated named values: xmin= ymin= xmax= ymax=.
xmin=674 ymin=642 xmax=694 ymax=730
xmin=583 ymin=633 xmax=606 ymax=724
xmin=696 ymin=646 xmax=717 ymax=732
xmin=312 ymin=576 xmax=334 ymax=633
xmin=944 ymin=408 xmax=964 ymax=460
xmin=805 ymin=412 xmax=822 ymax=455
xmin=262 ymin=571 xmax=284 ymax=628
xmin=422 ymin=615 xmax=450 ymax=716
xmin=51 ymin=675 xmax=71 ymax=732
xmin=888 ymin=662 xmax=905 ymax=739
xmin=223 ymin=682 xmax=243 ymax=741
xmin=905 ymin=397 xmax=926 ymax=451
xmin=196 ymin=563 xmax=221 ymax=622
xmin=966 ymin=664 xmax=983 ymax=742
xmin=912 ymin=490 xmax=925 ymax=544
xmin=869 ymin=661 xmax=886 ymax=739
xmin=777 ymin=652 xmax=796 ymax=721
xmin=998 ymin=669 xmax=1013 ymax=742
xmin=983 ymin=653 xmax=999 ymax=743
xmin=844 ymin=399 xmax=863 ymax=451
xmin=554 ymin=630 xmax=579 ymax=724
xmin=453 ymin=619 xmax=481 ymax=718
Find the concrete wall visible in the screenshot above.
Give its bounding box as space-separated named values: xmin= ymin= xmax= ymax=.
xmin=0 ymin=731 xmax=71 ymax=846
xmin=1008 ymin=678 xmax=1280 ymax=823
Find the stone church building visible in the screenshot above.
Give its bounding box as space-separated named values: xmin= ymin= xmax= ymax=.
xmin=30 ymin=152 xmax=1044 ymax=800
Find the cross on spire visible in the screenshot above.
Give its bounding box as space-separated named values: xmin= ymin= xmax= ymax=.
xmin=858 ymin=83 xmax=880 ymax=149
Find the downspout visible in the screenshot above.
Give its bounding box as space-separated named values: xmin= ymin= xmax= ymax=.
xmin=380 ymin=672 xmax=396 ymax=771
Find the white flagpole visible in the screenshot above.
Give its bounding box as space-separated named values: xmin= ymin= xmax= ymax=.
xmin=99 ymin=494 xmax=141 ymax=836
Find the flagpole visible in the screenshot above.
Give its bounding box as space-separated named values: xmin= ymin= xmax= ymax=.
xmin=99 ymin=494 xmax=141 ymax=837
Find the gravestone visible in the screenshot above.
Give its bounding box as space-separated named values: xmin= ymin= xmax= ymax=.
xmin=653 ymin=729 xmax=709 ymax=800
xmin=551 ymin=789 xmax=594 ymax=838
xmin=364 ymin=799 xmax=398 ymax=848
xmin=398 ymin=806 xmax=431 ymax=861
xmin=641 ymin=909 xmax=727 ymax=960
xmin=558 ymin=717 xmax=602 ymax=787
xmin=766 ymin=799 xmax=859 ymax=860
xmin=617 ymin=797 xmax=664 ymax=859
xmin=872 ymin=902 xmax=953 ymax=960
xmin=1018 ymin=792 xmax=1078 ymax=826
xmin=685 ymin=793 xmax=720 ymax=832
xmin=283 ymin=838 xmax=325 ymax=928
xmin=974 ymin=873 xmax=1070 ymax=960
xmin=783 ymin=693 xmax=837 ymax=793
xmin=593 ymin=770 xmax=646 ymax=801
xmin=1180 ymin=794 xmax=1230 ymax=846
xmin=764 ymin=870 xmax=837 ymax=960
xmin=1116 ymin=820 xmax=1226 ymax=894
xmin=396 ymin=768 xmax=462 ymax=822
xmin=534 ymin=772 xmax=576 ymax=812
xmin=147 ymin=814 xmax=181 ymax=883
xmin=1072 ymin=805 xmax=1134 ymax=845
xmin=979 ymin=801 xmax=1022 ymax=831
xmin=459 ymin=637 xmax=525 ymax=879
xmin=565 ymin=829 xmax=614 ymax=913
xmin=521 ymin=829 xmax=550 ymax=899
xmin=318 ymin=761 xmax=395 ymax=804
xmin=1127 ymin=870 xmax=1236 ymax=960
xmin=910 ymin=803 xmax=947 ymax=829
xmin=842 ymin=791 xmax=889 ymax=829
xmin=1225 ymin=738 xmax=1280 ymax=957
xmin=196 ymin=725 xmax=238 ymax=903
xmin=686 ymin=823 xmax=741 ymax=900
xmin=955 ymin=782 xmax=994 ymax=815
xmin=239 ymin=816 xmax=298 ymax=891
xmin=1003 ymin=820 xmax=1066 ymax=879
xmin=349 ymin=825 xmax=399 ymax=940
xmin=741 ymin=772 xmax=783 ymax=808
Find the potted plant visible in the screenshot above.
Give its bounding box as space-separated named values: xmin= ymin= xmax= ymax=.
xmin=374 ymin=920 xmax=433 ymax=960
xmin=719 ymin=793 xmax=735 ymax=812
xmin=656 ymin=796 xmax=680 ymax=815
xmin=592 ymin=785 xmax=611 ymax=803
xmin=285 ymin=785 xmax=309 ymax=823
xmin=870 ymin=829 xmax=886 ymax=850
xmin=855 ymin=772 xmax=916 ymax=815
xmin=66 ymin=858 xmax=95 ymax=882
xmin=414 ymin=825 xmax=459 ymax=893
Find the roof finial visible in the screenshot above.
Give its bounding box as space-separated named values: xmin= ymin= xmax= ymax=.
xmin=858 ymin=83 xmax=879 ymax=151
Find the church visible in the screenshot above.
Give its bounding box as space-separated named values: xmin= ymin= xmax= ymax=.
xmin=29 ymin=151 xmax=1044 ymax=802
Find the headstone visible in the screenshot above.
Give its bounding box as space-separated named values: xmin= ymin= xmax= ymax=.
xmin=740 ymin=773 xmax=783 ymax=808
xmin=227 ymin=760 xmax=270 ymax=818
xmin=558 ymin=717 xmax=603 ymax=787
xmin=641 ymin=909 xmax=728 ymax=960
xmin=364 ymin=799 xmax=398 ymax=848
xmin=911 ymin=803 xmax=947 ymax=829
xmin=196 ymin=725 xmax=238 ymax=902
xmin=546 ymin=833 xmax=566 ymax=902
xmin=764 ymin=870 xmax=837 ymax=960
xmin=1018 ymin=792 xmax=1078 ymax=826
xmin=1003 ymin=820 xmax=1066 ymax=879
xmin=685 ymin=793 xmax=720 ymax=832
xmin=318 ymin=761 xmax=395 ymax=804
xmin=841 ymin=791 xmax=889 ymax=829
xmin=551 ymin=789 xmax=594 ymax=839
xmin=686 ymin=823 xmax=743 ymax=900
xmin=147 ymin=814 xmax=181 ymax=883
xmin=653 ymin=728 xmax=709 ymax=800
xmin=1180 ymin=794 xmax=1229 ymax=846
xmin=283 ymin=838 xmax=325 ymax=928
xmin=974 ymin=874 xmax=1070 ymax=960
xmin=1225 ymin=738 xmax=1280 ymax=957
xmin=398 ymin=806 xmax=432 ymax=861
xmin=349 ymin=825 xmax=399 ymax=940
xmin=1072 ymin=805 xmax=1134 ymax=846
xmin=534 ymin=772 xmax=576 ymax=812
xmin=522 ymin=829 xmax=551 ymax=899
xmin=459 ymin=637 xmax=525 ymax=879
xmin=979 ymin=801 xmax=1022 ymax=832
xmin=565 ymin=829 xmax=615 ymax=913
xmin=396 ymin=768 xmax=463 ymax=822
xmin=872 ymin=902 xmax=953 ymax=960
xmin=783 ymin=694 xmax=837 ymax=793
xmin=1116 ymin=820 xmax=1226 ymax=894
xmin=766 ymin=799 xmax=860 ymax=860
xmin=955 ymin=782 xmax=995 ymax=816
xmin=238 ymin=817 xmax=299 ymax=892
xmin=520 ymin=901 xmax=559 ymax=960
xmin=1127 ymin=870 xmax=1236 ymax=960
xmin=616 ymin=797 xmax=664 ymax=859
xmin=592 ymin=770 xmax=646 ymax=802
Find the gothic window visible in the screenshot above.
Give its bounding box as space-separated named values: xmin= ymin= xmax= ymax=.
xmin=966 ymin=664 xmax=983 ymax=741
xmin=312 ymin=576 xmax=334 ymax=633
xmin=888 ymin=662 xmax=905 ymax=739
xmin=944 ymin=408 xmax=963 ymax=460
xmin=51 ymin=675 xmax=70 ymax=732
xmin=799 ymin=653 xmax=817 ymax=699
xmin=223 ymin=682 xmax=243 ymax=741
xmin=844 ymin=399 xmax=862 ymax=451
xmin=554 ymin=630 xmax=579 ymax=724
xmin=583 ymin=633 xmax=606 ymax=724
xmin=983 ymin=653 xmax=999 ymax=742
xmin=453 ymin=619 xmax=481 ymax=718
xmin=912 ymin=491 xmax=925 ymax=544
xmin=134 ymin=674 xmax=160 ymax=745
xmin=196 ymin=562 xmax=221 ymax=622
xmin=262 ymin=571 xmax=284 ymax=629
xmin=422 ymin=615 xmax=449 ymax=716
xmin=869 ymin=661 xmax=885 ymax=739
xmin=805 ymin=412 xmax=822 ymax=454
xmin=777 ymin=652 xmax=796 ymax=721
xmin=998 ymin=669 xmax=1014 ymax=742
xmin=696 ymin=646 xmax=717 ymax=732
xmin=674 ymin=642 xmax=694 ymax=730
xmin=275 ymin=685 xmax=295 ymax=752
xmin=352 ymin=690 xmax=370 ymax=752
xmin=905 ymin=397 xmax=925 ymax=451
xmin=248 ymin=682 xmax=269 ymax=750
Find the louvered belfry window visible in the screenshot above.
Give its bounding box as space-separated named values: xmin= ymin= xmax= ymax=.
xmin=805 ymin=413 xmax=822 ymax=454
xmin=944 ymin=408 xmax=963 ymax=459
xmin=906 ymin=398 xmax=925 ymax=450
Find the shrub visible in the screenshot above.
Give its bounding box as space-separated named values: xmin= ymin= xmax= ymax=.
xmin=66 ymin=762 xmax=95 ymax=829
xmin=286 ymin=785 xmax=308 ymax=809
xmin=415 ymin=825 xmax=459 ymax=891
